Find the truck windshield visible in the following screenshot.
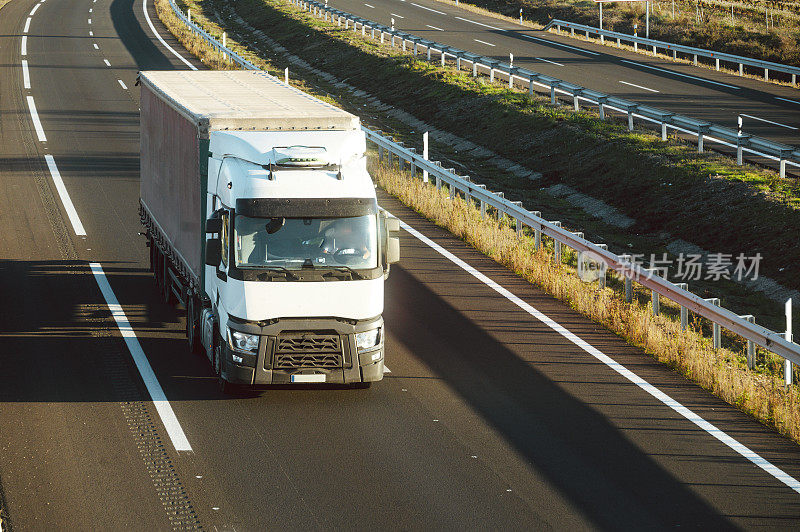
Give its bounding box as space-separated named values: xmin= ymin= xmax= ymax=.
xmin=234 ymin=214 xmax=378 ymax=270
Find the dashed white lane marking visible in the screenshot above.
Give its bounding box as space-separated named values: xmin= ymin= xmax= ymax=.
xmin=21 ymin=35 xmax=27 ymax=55
xmin=26 ymin=96 xmax=45 ymax=141
xmin=619 ymin=80 xmax=659 ymax=93
xmin=363 ymin=2 xmax=374 ymax=7
xmin=118 ymin=79 xmax=127 ymax=89
xmin=88 ymin=18 xmax=92 ymax=23
xmin=620 ymin=59 xmax=741 ymax=89
xmin=90 ymin=263 xmax=192 ymax=452
xmin=93 ymin=43 xmax=99 ymax=49
xmin=104 ymin=59 xmax=111 ymax=66
xmin=519 ymin=33 xmax=600 ymax=55
xmin=395 ymin=215 xmax=800 ymax=496
xmin=21 ymin=60 xmax=31 ymax=89
xmin=44 ymin=155 xmax=86 ymax=236
xmin=739 ymin=113 xmax=798 ymax=130
xmin=89 ymin=7 xmax=92 ymax=11
xmin=426 ymin=24 xmax=444 ymax=31
xmin=383 ymin=366 xmax=391 ymax=373
xmin=473 ymin=38 xmax=495 ymax=47
xmin=776 ymin=97 xmax=800 ymax=105
xmin=411 ymin=2 xmax=446 ymax=15
xmin=390 ymin=12 xmax=404 ymax=18
xmin=535 ymin=56 xmax=564 ymax=66
xmin=89 ymin=30 xmax=93 ymax=36
xmin=454 ymin=16 xmax=502 ymax=31
xmin=23 ymin=17 xmax=31 ymax=33
xmin=29 ymin=3 xmax=39 ymax=15
xmin=143 ymin=0 xmax=197 ymax=70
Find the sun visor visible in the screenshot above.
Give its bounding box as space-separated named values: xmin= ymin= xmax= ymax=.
xmin=236 ymin=197 xmax=378 ymax=218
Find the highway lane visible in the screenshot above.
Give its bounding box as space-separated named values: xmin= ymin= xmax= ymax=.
xmin=325 ymin=0 xmax=800 ymax=148
xmin=2 ymin=0 xmax=800 ymax=527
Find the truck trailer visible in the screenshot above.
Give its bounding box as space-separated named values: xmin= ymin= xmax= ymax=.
xmin=137 ymin=70 xmax=399 ymax=391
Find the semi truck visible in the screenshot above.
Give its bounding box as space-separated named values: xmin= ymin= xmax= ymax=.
xmin=137 ymin=70 xmax=399 ymax=391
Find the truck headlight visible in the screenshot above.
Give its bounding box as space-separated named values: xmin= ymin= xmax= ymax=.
xmin=355 ymin=328 xmax=381 ymax=351
xmin=228 ymin=329 xmax=259 ymax=354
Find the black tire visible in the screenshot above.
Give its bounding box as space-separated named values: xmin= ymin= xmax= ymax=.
xmin=351 ymin=381 xmax=372 ymax=389
xmin=213 ymin=336 xmax=237 ymax=394
xmin=186 ymin=296 xmax=202 ymax=354
xmin=161 ymin=256 xmax=175 ymax=305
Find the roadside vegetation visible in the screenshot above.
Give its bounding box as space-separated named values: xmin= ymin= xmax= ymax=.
xmin=156 ymin=0 xmax=800 ymax=442
xmin=460 ymin=0 xmax=800 ymax=68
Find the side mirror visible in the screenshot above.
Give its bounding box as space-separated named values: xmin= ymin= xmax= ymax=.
xmin=387 ymin=236 xmax=400 ymax=265
xmin=205 ymin=217 xmax=222 ymax=234
xmin=205 ymin=238 xmax=221 ymax=266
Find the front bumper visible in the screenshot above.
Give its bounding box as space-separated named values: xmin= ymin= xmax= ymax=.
xmin=220 ymin=316 xmax=385 ymax=385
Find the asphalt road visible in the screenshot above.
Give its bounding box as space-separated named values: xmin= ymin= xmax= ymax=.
xmin=1 ymin=0 xmax=800 ymax=528
xmin=327 ymin=0 xmax=800 ymax=149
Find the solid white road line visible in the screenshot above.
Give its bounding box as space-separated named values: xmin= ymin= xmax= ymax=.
xmin=620 ymin=59 xmax=740 ymax=89
xmin=473 ymin=38 xmax=495 ymax=47
xmin=390 ymin=12 xmax=404 ymax=18
xmin=90 ymin=263 xmax=192 ymax=452
xmin=454 ymin=16 xmax=502 ymax=31
xmin=118 ymin=79 xmax=127 ymax=89
xmin=21 ymin=36 xmax=27 ymax=55
xmin=776 ymin=96 xmax=800 ymax=105
xmin=535 ymin=56 xmax=564 ymax=67
xmin=44 ymin=155 xmax=86 ymax=236
xmin=104 ymin=59 xmax=111 ymax=66
xmin=394 ymin=214 xmax=800 ymax=496
xmin=363 ymin=3 xmax=374 ymax=7
xmin=519 ymin=33 xmax=600 ymax=55
xmin=411 ymin=2 xmax=446 ymax=15
xmin=23 ymin=17 xmax=31 ymax=33
xmin=93 ymin=43 xmax=99 ymax=49
xmin=26 ymin=96 xmax=45 ymax=142
xmin=143 ymin=0 xmax=197 ymax=70
xmin=739 ymin=113 xmax=798 ymax=130
xmin=21 ymin=60 xmax=31 ymax=89
xmin=619 ymin=80 xmax=659 ymax=93
xmin=29 ymin=3 xmax=39 ymax=15
xmin=426 ymin=24 xmax=444 ymax=31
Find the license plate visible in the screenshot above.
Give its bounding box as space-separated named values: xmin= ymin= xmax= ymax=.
xmin=291 ymin=374 xmax=326 ymax=383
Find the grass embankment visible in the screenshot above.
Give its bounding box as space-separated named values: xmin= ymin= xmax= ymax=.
xmin=156 ymin=0 xmax=800 ymax=442
xmin=175 ymin=0 xmax=800 ymax=322
xmin=453 ymin=0 xmax=800 ymax=69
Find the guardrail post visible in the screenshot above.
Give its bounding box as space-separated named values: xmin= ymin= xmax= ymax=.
xmin=596 ymin=243 xmax=608 ymax=288
xmin=413 ymin=41 xmax=417 ymax=55
xmin=397 ymin=142 xmax=405 ymax=172
xmin=572 ymin=91 xmax=581 ymax=112
xmin=512 ymin=201 xmax=524 ymax=237
xmin=380 ymin=31 xmax=384 ymax=43
xmin=715 ymin=58 xmax=720 ymax=71
xmin=765 ymin=68 xmax=769 ymax=82
xmin=528 ymin=75 xmax=536 ymax=97
xmin=739 ymin=314 xmax=756 ymax=369
xmin=550 ymin=86 xmax=557 ymax=105
xmin=597 ymin=96 xmax=607 ymax=120
xmin=617 ymin=37 xmax=621 ymax=47
xmin=371 ymin=27 xmax=375 ymax=39
xmin=362 ymin=23 xmax=365 ymax=36
xmin=551 ymin=221 xmax=562 ymax=262
xmin=693 ymin=54 xmax=697 ymax=65
xmin=472 ymin=61 xmax=478 ymax=77
xmin=646 ymin=268 xmax=660 ymax=316
xmin=675 ymin=282 xmax=689 ymax=330
xmin=786 ymin=298 xmax=793 ymax=387
xmin=434 ymin=161 xmax=442 ymax=190
xmin=779 ymin=149 xmax=791 ymax=178
xmin=705 ymin=298 xmax=722 ymax=349
xmin=532 ymin=211 xmax=542 ymax=250
xmin=793 ymin=74 xmax=797 ymax=87
xmin=422 ymin=131 xmax=429 ymax=183
xmin=573 ymin=232 xmax=585 ymax=279
xmin=651 ymin=44 xmax=656 ymax=55
xmin=447 ymin=169 xmax=457 ymax=199
xmin=489 ymin=65 xmax=495 ymax=82
xmin=408 ymin=148 xmax=417 ymax=175
xmin=697 ymin=125 xmax=710 ymax=153
xmin=739 ymin=63 xmax=743 ymax=76
xmin=627 ymin=108 xmax=635 ymax=131
xmin=427 ymin=47 xmax=431 ymax=61
xmin=441 ymin=50 xmax=446 ymax=67
xmin=672 ymin=49 xmax=677 ymax=60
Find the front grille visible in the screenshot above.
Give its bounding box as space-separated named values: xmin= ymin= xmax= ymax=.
xmin=274 ymin=333 xmax=343 ymax=369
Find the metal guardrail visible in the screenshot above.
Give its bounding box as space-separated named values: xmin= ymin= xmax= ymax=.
xmin=167 ymin=0 xmax=800 ymax=371
xmin=286 ymin=0 xmax=800 ymax=176
xmin=545 ymin=19 xmax=800 ymax=86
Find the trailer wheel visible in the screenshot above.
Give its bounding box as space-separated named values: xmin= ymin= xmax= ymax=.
xmin=186 ymin=297 xmax=202 ymax=354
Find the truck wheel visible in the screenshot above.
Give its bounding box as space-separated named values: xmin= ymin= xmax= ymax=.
xmin=161 ymin=258 xmax=175 ymax=305
xmin=186 ymin=297 xmax=202 ymax=354
xmin=213 ymin=336 xmax=236 ymax=394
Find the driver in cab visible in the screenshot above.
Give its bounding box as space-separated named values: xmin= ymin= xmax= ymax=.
xmin=321 ymin=217 xmax=371 ymax=262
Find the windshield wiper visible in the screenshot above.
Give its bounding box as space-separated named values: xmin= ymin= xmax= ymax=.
xmin=255 ymin=266 xmax=299 ymax=281
xmin=322 ymin=266 xmax=366 ymax=281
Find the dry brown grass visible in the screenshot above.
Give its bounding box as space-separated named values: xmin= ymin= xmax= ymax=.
xmin=372 ymin=158 xmax=800 ymax=444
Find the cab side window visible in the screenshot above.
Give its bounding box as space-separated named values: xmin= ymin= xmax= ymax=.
xmin=220 ymin=210 xmax=230 ymax=269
